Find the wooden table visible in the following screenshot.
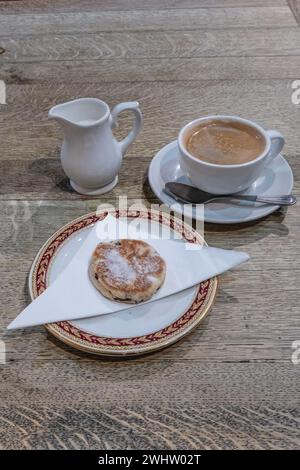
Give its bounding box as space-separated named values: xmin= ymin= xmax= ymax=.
xmin=0 ymin=0 xmax=299 ymax=450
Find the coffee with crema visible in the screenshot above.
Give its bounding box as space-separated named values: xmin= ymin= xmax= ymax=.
xmin=185 ymin=120 xmax=265 ymax=165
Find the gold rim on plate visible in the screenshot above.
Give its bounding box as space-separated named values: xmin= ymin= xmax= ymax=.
xmin=29 ymin=208 xmax=218 ymax=356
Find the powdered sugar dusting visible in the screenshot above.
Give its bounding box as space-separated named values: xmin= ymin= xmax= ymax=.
xmin=147 ymin=274 xmax=159 ymax=285
xmin=104 ymin=249 xmax=136 ymax=283
xmin=102 ymin=245 xmax=162 ymax=286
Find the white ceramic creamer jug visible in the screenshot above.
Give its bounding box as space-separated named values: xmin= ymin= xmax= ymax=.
xmin=49 ymin=98 xmax=142 ymax=195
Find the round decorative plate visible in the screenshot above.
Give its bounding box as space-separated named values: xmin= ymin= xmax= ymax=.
xmin=29 ymin=209 xmax=218 ymax=356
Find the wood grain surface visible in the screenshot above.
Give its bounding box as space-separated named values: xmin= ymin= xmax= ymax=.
xmin=0 ymin=0 xmax=299 ymax=450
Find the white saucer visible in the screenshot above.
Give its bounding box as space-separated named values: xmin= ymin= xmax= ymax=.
xmin=148 ymin=141 xmax=294 ymax=224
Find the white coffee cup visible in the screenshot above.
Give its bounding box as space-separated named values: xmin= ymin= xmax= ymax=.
xmin=178 ymin=115 xmax=284 ymax=195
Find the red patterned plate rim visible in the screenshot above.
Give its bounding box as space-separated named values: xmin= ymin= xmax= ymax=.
xmin=29 ymin=208 xmax=218 ymax=356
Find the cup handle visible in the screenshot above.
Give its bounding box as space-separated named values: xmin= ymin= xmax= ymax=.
xmin=110 ymin=101 xmax=142 ymax=156
xmin=265 ymin=130 xmax=285 ymax=166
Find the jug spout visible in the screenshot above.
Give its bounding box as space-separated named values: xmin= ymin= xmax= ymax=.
xmin=48 ymin=98 xmax=110 ymax=129
xmin=48 ymin=105 xmax=74 ymax=130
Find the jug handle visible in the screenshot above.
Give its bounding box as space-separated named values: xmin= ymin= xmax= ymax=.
xmin=110 ymin=102 xmax=142 ymax=156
